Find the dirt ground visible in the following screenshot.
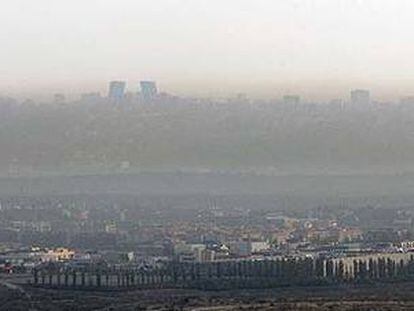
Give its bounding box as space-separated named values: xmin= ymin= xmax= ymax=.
xmin=2 ymin=276 xmax=414 ymax=310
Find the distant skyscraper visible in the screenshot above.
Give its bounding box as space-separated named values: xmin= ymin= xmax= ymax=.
xmin=351 ymin=89 xmax=370 ymax=105
xmin=283 ymin=95 xmax=300 ymax=106
xmin=140 ymin=81 xmax=158 ymax=102
xmin=108 ymin=81 xmax=126 ymax=101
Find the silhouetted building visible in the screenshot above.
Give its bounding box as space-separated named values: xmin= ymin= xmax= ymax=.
xmin=351 ymin=89 xmax=370 ymax=106
xmin=108 ymin=81 xmax=126 ymax=102
xmin=140 ymin=81 xmax=158 ymax=102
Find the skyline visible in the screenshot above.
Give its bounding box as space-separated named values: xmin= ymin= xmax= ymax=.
xmin=2 ymin=79 xmax=413 ymax=103
xmin=2 ymin=0 xmax=414 ymax=100
xmin=3 ymin=2 xmax=414 ymax=310
xmin=2 ymin=80 xmax=412 ymax=105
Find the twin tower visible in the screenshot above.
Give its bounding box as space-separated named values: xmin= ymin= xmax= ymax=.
xmin=108 ymin=81 xmax=158 ymax=102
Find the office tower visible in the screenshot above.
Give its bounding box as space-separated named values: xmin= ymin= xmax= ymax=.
xmin=351 ymin=89 xmax=370 ymax=105
xmin=140 ymin=81 xmax=158 ymax=102
xmin=283 ymin=95 xmax=300 ymax=106
xmin=108 ymin=81 xmax=126 ymax=101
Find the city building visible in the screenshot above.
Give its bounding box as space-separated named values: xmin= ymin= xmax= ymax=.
xmin=140 ymin=81 xmax=158 ymax=102
xmin=227 ymin=240 xmax=271 ymax=257
xmin=250 ymin=241 xmax=270 ymax=254
xmin=174 ymin=243 xmax=206 ymax=263
xmin=351 ymin=89 xmax=370 ymax=106
xmin=108 ymin=81 xmax=126 ymax=102
xmin=41 ymin=248 xmax=75 ymax=262
xmin=229 ymin=241 xmax=251 ymax=257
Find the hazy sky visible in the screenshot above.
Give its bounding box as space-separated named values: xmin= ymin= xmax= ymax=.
xmin=1 ymin=0 xmax=414 ymax=100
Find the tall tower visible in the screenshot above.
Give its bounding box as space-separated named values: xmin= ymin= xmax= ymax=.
xmin=108 ymin=81 xmax=126 ymax=102
xmin=140 ymin=81 xmax=158 ymax=102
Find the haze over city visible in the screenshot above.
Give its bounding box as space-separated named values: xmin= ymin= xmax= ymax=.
xmin=4 ymin=1 xmax=414 ymax=311
xmin=2 ymin=0 xmax=414 ymax=100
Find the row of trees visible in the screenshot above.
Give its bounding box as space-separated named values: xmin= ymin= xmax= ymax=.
xmin=33 ymin=255 xmax=414 ymax=290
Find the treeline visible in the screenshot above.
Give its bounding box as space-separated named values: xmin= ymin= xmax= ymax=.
xmin=32 ymin=255 xmax=414 ymax=291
